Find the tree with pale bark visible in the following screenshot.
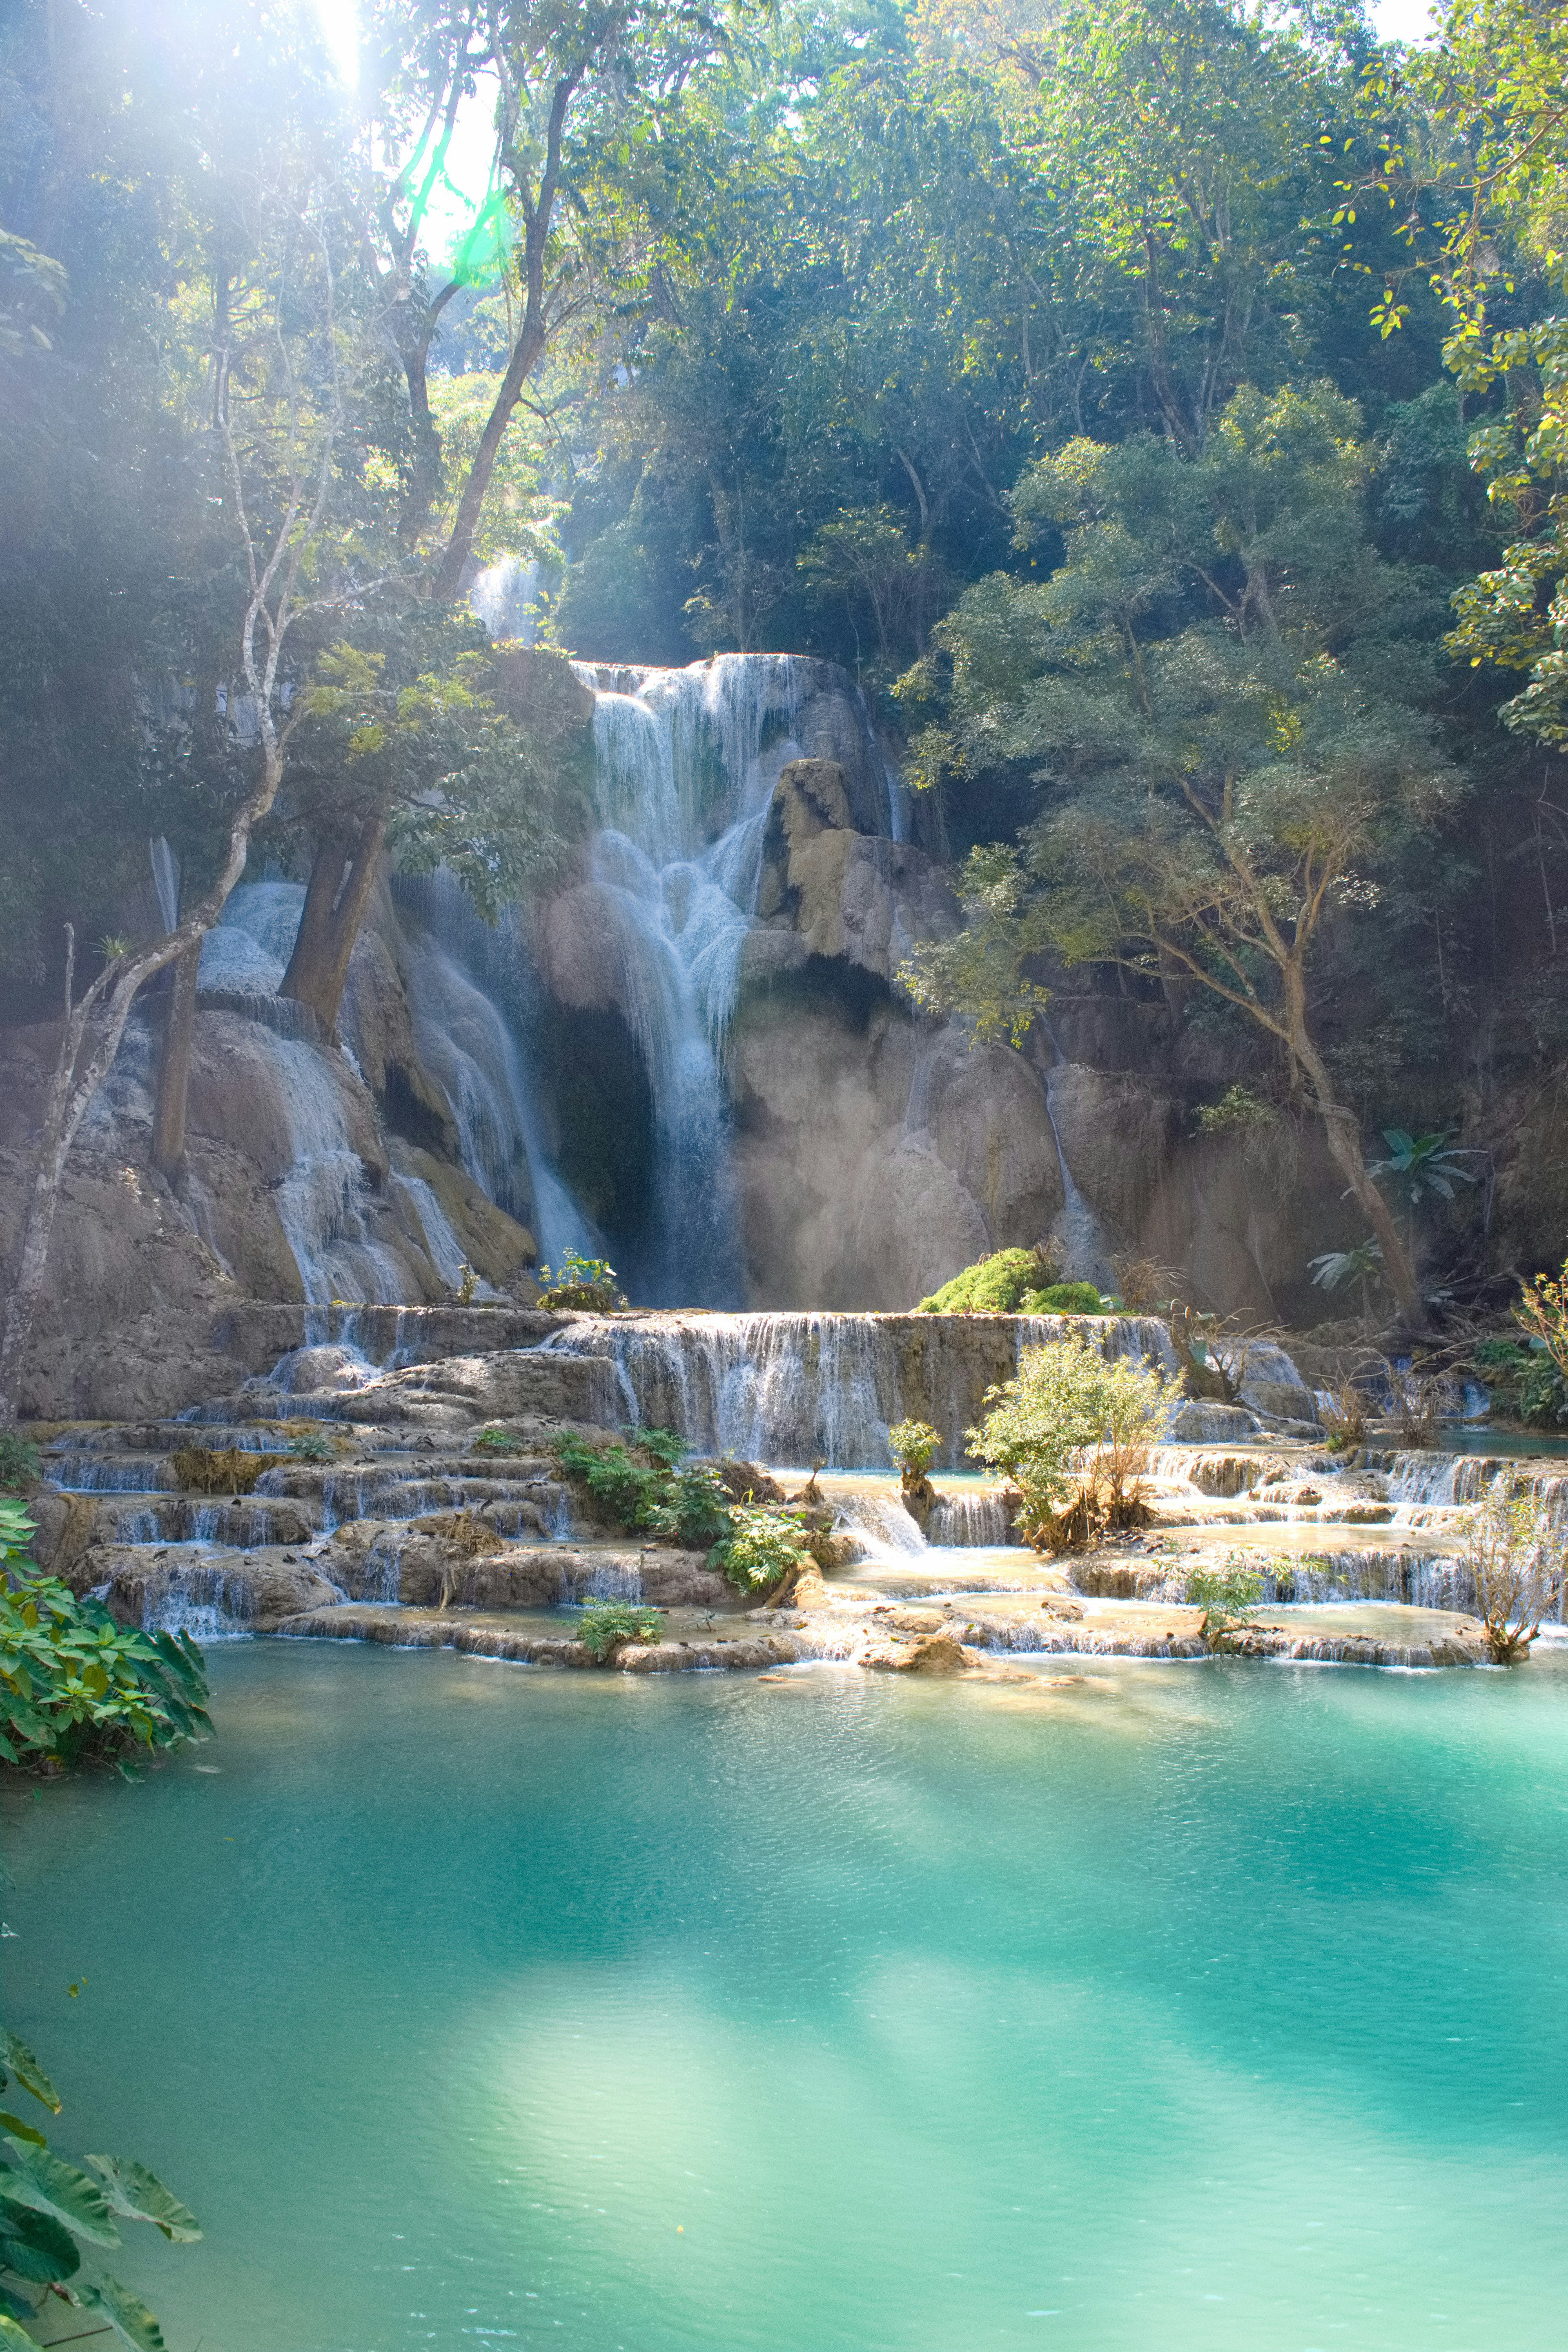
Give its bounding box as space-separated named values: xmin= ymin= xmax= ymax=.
xmin=0 ymin=191 xmax=354 ymax=1425
xmin=898 ymin=381 xmax=1461 ymax=1329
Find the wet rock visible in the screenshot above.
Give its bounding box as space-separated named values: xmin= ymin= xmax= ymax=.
xmin=91 ymin=1548 xmax=345 ymax=1633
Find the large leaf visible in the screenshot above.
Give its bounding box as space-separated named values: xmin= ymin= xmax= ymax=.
xmin=84 ymin=2158 xmax=201 ymax=2242
xmin=0 ymin=2031 xmax=59 ymax=2114
xmin=74 ymin=2274 xmax=169 ymax=2352
xmin=0 ymin=2114 xmax=45 ymax=2150
xmin=0 ymin=2199 xmax=81 ymax=2282
xmin=0 ymin=2141 xmax=120 ymax=2245
xmin=0 ymin=2312 xmax=41 ymax=2345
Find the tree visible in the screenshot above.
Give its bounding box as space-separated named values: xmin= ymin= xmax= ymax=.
xmin=0 ymin=175 xmax=354 ymax=1424
xmin=270 ymin=630 xmax=591 ymax=1034
xmin=365 ymin=0 xmax=728 ymax=597
xmin=1350 ymin=2 xmax=1568 ymax=739
xmin=966 ymin=1334 xmax=1179 ymax=1550
xmin=900 ymin=381 xmax=1459 ymax=1326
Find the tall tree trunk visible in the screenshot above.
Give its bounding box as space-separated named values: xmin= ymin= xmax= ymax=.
xmin=279 ymin=810 xmax=385 ymax=1036
xmin=151 ymin=942 xmax=201 ymax=1178
xmin=1289 ymin=1007 xmax=1426 ymax=1330
xmin=433 ymin=67 xmax=581 ymax=601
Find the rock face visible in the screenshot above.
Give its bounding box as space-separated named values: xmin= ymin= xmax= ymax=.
xmin=729 ymin=998 xmax=1064 ymax=1308
xmin=750 ymin=758 xmax=958 ymax=983
xmin=0 ymin=882 xmax=542 ymax=1417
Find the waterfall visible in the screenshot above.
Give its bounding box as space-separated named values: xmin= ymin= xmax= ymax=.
xmin=1038 ymin=1021 xmax=1118 ymax=1289
xmin=395 ymin=876 xmax=595 ymax=1269
xmin=537 ymin=1308 xmax=1182 ymax=1469
xmin=927 ymin=1490 xmax=1015 ymax=1546
xmin=572 ymin=656 xmax=811 ymax=1303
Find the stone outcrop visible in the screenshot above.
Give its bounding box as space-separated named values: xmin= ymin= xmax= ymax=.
xmin=749 ymin=757 xmax=958 ymax=984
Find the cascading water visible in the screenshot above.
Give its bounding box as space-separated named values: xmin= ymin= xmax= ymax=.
xmin=394 ymin=872 xmax=594 ymax=1270
xmin=198 ymin=885 xmax=405 ymax=1303
xmin=539 ymin=1308 xmax=1182 ymax=1468
xmin=1038 ymin=1020 xmax=1119 ymax=1289
xmin=571 ymin=656 xmax=813 ymax=1303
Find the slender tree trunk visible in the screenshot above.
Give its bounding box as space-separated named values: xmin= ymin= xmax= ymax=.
xmin=151 ymin=942 xmax=201 ymax=1178
xmin=433 ymin=67 xmax=581 ymax=602
xmin=1288 ymin=1000 xmax=1426 ymax=1329
xmin=278 ymin=810 xmax=385 ymax=1036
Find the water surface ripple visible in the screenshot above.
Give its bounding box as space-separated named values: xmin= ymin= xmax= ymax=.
xmin=5 ymin=1646 xmax=1568 ymax=2351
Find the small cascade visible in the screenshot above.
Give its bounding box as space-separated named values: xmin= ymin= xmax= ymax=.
xmin=572 ymin=657 xmax=815 ymax=1302
xmin=832 ymin=1490 xmax=930 ymax=1564
xmin=560 ymin=1557 xmax=645 ymax=1603
xmin=138 ymin=1558 xmax=259 ymax=1641
xmin=1039 ymin=1021 xmax=1119 ymax=1289
xmin=47 ymin=1453 xmax=176 ymax=1494
xmin=195 ymin=884 xmax=408 ymax=1303
xmin=927 ymin=1490 xmax=1014 ymax=1547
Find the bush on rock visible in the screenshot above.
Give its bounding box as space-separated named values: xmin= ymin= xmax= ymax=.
xmin=967 ymin=1339 xmax=1180 ymax=1553
xmin=917 ymin=1246 xmax=1061 ymax=1314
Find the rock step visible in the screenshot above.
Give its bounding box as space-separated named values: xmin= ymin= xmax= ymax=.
xmin=276 ymin=1605 xmax=796 ymax=1674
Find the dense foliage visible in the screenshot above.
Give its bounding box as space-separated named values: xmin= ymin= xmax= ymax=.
xmin=0 ymin=2022 xmax=200 ymax=2349
xmin=577 ymin=1602 xmax=666 ymax=1659
xmin=4 ymin=0 xmax=1568 ymax=1321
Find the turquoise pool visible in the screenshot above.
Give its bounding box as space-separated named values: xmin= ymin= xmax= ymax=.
xmin=4 ymin=1644 xmax=1568 ymax=2351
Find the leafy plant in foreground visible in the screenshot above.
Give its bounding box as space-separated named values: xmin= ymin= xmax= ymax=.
xmin=577 ymin=1603 xmax=665 ymax=1662
xmin=0 ymin=1555 xmax=211 ymax=1775
xmin=0 ymin=2020 xmax=200 ymax=2350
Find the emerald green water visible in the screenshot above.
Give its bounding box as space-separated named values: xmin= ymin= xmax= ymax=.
xmin=5 ymin=1646 xmax=1568 ymax=2352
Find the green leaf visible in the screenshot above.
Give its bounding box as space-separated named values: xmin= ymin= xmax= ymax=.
xmin=0 ymin=2114 xmax=45 ymax=2148
xmin=0 ymin=2141 xmax=120 ymax=2245
xmin=0 ymin=2031 xmax=59 ymax=2114
xmin=0 ymin=2312 xmax=43 ymax=2345
xmin=0 ymin=2198 xmax=81 ymax=2281
xmin=74 ymin=2273 xmax=169 ymax=2352
xmin=83 ymin=2158 xmax=200 ymax=2242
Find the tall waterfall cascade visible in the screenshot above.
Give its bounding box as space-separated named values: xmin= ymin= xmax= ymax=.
xmin=570 ymin=656 xmax=827 ymax=1301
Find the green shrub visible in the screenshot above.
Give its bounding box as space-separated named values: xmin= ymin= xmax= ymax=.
xmin=472 ymin=1424 xmax=526 ymax=1456
xmin=1 ymin=1544 xmax=212 ymax=1776
xmin=967 ymin=1339 xmax=1180 ymax=1551
xmin=287 ymin=1430 xmax=340 ymax=1462
xmin=916 ymin=1246 xmax=1061 ymax=1314
xmin=708 ymin=1503 xmax=812 ymax=1595
xmin=887 ymin=1419 xmax=940 ymax=1477
xmin=1019 ymin=1281 xmax=1111 ymax=1314
xmin=577 ymin=1602 xmax=665 ymax=1660
xmin=537 ymin=1251 xmax=627 ymax=1312
xmin=556 ymin=1430 xmax=736 ymax=1548
xmin=0 ymin=2021 xmax=200 ymax=2342
xmin=1472 ymin=1336 xmax=1568 ymax=1426
xmin=0 ymin=1434 xmax=39 ymax=1493
xmin=650 ymin=1463 xmax=735 ymax=1548
xmin=1184 ymin=1557 xmax=1265 ymax=1645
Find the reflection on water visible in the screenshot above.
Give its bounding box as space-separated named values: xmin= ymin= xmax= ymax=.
xmin=5 ymin=1644 xmax=1568 ymax=2352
